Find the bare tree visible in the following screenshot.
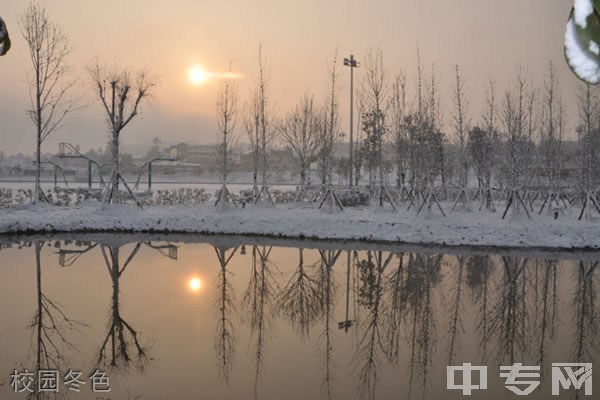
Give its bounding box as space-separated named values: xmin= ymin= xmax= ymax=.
xmin=538 ymin=62 xmax=567 ymax=214
xmin=468 ymin=126 xmax=495 ymax=210
xmin=249 ymin=44 xmax=276 ymax=204
xmin=480 ymin=79 xmax=499 ymax=192
xmin=360 ymin=49 xmax=388 ymax=190
xmin=20 ymin=2 xmax=78 ymax=203
xmin=428 ymin=65 xmax=447 ymax=198
xmin=89 ymin=62 xmax=156 ymax=205
xmin=576 ymin=83 xmax=600 ymax=197
xmin=500 ymin=67 xmax=535 ymax=218
xmin=404 ymin=47 xmax=427 ymax=192
xmin=451 ymin=65 xmax=471 ymax=189
xmin=215 ymin=64 xmax=239 ymax=207
xmin=315 ymin=50 xmax=345 ymax=211
xmin=317 ymin=50 xmax=341 ymax=187
xmin=353 ymin=100 xmax=365 ymax=186
xmin=244 ymin=92 xmax=262 ymax=196
xmin=278 ymin=93 xmax=320 ymax=190
xmin=390 ymin=73 xmax=409 ymax=188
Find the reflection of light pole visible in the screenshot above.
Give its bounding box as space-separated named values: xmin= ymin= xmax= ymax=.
xmin=338 ymin=250 xmax=353 ymax=333
xmin=343 ymin=55 xmax=359 ymax=187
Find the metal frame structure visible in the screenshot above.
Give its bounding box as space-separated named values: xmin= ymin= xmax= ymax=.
xmin=33 ymin=155 xmax=69 ymax=192
xmin=57 ymin=142 xmax=108 ymax=189
xmin=134 ymin=147 xmax=179 ymax=192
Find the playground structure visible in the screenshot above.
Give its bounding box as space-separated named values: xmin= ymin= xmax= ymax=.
xmin=133 ymin=147 xmax=179 ymax=192
xmin=57 ymin=142 xmax=108 ymax=189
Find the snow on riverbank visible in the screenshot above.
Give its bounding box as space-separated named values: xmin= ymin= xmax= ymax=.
xmin=0 ymin=200 xmax=599 ymax=249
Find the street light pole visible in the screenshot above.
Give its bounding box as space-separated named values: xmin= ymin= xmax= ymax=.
xmin=344 ymin=55 xmax=359 ymax=186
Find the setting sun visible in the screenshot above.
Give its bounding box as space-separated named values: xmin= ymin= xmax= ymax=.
xmin=188 ymin=65 xmax=209 ymax=86
xmin=189 ymin=277 xmax=202 ymax=292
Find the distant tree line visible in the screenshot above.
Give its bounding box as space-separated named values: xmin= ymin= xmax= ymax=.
xmin=11 ymin=0 xmax=600 ymax=209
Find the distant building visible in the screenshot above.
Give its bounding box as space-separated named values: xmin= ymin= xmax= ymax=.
xmin=239 ymin=148 xmax=294 ymax=173
xmin=175 ymin=143 xmax=218 ymax=164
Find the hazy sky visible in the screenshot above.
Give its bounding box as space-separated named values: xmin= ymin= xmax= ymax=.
xmin=0 ymin=0 xmax=582 ymax=155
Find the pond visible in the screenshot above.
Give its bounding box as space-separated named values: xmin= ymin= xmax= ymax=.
xmin=0 ymin=234 xmax=598 ymax=400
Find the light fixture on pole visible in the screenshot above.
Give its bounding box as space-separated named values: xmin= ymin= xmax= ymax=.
xmin=343 ymin=54 xmax=359 ymax=186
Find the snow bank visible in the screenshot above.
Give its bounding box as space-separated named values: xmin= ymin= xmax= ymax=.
xmin=574 ymin=0 xmax=595 ymax=28
xmin=1 ymin=201 xmax=599 ymax=250
xmin=565 ymin=17 xmax=600 ymax=84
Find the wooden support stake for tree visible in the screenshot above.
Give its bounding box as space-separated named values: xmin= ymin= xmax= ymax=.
xmin=578 ymin=192 xmax=600 ymax=220
xmin=502 ymin=189 xmax=530 ymax=220
xmin=377 ymin=185 xmax=396 ymax=210
xmin=294 ymin=186 xmax=313 ymax=203
xmin=254 ymin=185 xmax=275 ymax=205
xmin=416 ymin=188 xmax=446 ymax=217
xmin=215 ymin=184 xmax=238 ymax=207
xmin=452 ymin=187 xmax=472 ymax=212
xmin=318 ymin=185 xmax=344 ymax=211
xmin=479 ymin=187 xmax=496 ymax=212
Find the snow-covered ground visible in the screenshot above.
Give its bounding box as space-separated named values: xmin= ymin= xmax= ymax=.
xmin=0 ymin=180 xmax=296 ymax=192
xmin=1 ymin=200 xmax=599 ymax=250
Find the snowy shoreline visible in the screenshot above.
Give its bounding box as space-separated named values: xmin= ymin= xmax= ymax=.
xmin=1 ymin=200 xmax=600 ymax=250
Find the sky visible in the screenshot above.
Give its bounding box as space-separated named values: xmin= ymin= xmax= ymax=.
xmin=0 ymin=0 xmax=584 ymax=155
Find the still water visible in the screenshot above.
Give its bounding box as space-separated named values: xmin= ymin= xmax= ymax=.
xmin=0 ymin=235 xmax=598 ymax=400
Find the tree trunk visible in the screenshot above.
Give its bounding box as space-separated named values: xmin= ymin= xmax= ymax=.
xmin=35 ymin=135 xmax=41 ymax=204
xmin=35 ymin=241 xmax=42 ymax=368
xmin=440 ymin=145 xmax=447 ymax=200
xmin=34 ymin=67 xmax=42 ymax=204
xmin=300 ymin=166 xmax=306 ymax=188
xmin=111 ymin=129 xmax=120 ymax=204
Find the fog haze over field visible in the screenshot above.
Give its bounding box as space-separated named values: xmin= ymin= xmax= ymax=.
xmin=0 ymin=0 xmax=580 ymax=155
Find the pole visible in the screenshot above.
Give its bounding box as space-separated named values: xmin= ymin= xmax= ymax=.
xmin=88 ymin=160 xmax=92 ymax=189
xmin=349 ymin=64 xmax=354 ymax=187
xmin=345 ymin=55 xmax=359 ymax=187
xmin=344 ymin=250 xmax=351 ymax=332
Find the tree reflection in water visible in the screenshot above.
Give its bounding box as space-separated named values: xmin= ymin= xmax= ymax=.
xmin=536 ymin=259 xmax=558 ymax=368
xmin=466 ymin=254 xmax=494 ymax=362
xmin=213 ymin=245 xmax=238 ymax=386
xmin=489 ymin=256 xmax=530 ymax=365
xmin=572 ymin=261 xmax=599 ymax=364
xmin=27 ymin=241 xmax=86 ymax=400
xmin=242 ymin=245 xmax=279 ymax=399
xmin=317 ymin=249 xmax=340 ymax=400
xmin=97 ymin=243 xmax=149 ymax=371
xmin=3 ymin=238 xmax=600 ymax=400
xmin=405 ymin=254 xmax=442 ymax=398
xmin=277 ymin=248 xmax=321 ymax=339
